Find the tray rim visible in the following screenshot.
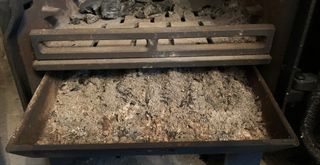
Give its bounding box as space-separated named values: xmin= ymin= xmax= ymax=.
xmin=6 ymin=67 xmax=299 ymax=157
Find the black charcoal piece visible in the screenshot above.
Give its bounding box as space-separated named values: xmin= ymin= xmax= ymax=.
xmin=157 ymin=0 xmax=174 ymax=12
xmin=120 ymin=0 xmax=136 ymax=16
xmin=79 ymin=0 xmax=103 ymax=15
xmin=134 ymin=9 xmax=146 ymax=18
xmin=144 ymin=4 xmax=160 ymax=17
xmin=70 ymin=17 xmax=81 ymax=25
xmin=101 ymin=0 xmax=120 ymax=19
xmin=69 ymin=14 xmax=85 ymax=24
xmin=135 ymin=0 xmax=151 ymax=3
xmin=85 ymin=14 xmax=100 ymax=24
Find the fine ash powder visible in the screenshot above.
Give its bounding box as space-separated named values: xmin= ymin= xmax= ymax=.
xmin=37 ymin=67 xmax=269 ymax=145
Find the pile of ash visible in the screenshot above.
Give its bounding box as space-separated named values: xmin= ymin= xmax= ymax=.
xmin=36 ymin=68 xmax=269 ymax=145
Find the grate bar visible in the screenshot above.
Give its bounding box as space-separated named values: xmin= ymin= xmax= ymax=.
xmin=30 ymin=24 xmax=274 ymax=70
xmin=31 ymin=24 xmax=274 ymax=60
xmin=33 ymin=55 xmax=272 ymax=71
xmin=37 ymin=43 xmax=266 ymax=60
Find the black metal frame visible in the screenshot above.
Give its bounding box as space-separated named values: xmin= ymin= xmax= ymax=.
xmin=275 ymin=0 xmax=318 ymax=110
xmin=0 ymin=0 xmax=33 ymax=108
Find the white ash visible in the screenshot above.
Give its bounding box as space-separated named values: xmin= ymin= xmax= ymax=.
xmin=37 ymin=67 xmax=269 ymax=145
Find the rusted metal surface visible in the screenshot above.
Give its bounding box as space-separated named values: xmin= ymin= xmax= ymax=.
xmin=30 ymin=24 xmax=274 ymax=62
xmin=33 ymin=55 xmax=271 ymax=70
xmin=6 ymin=67 xmax=298 ymax=157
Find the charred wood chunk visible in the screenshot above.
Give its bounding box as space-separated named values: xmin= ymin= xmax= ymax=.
xmin=144 ymin=3 xmax=161 ymax=17
xmin=70 ymin=14 xmax=85 ymax=25
xmin=134 ymin=9 xmax=145 ymax=19
xmin=101 ymin=0 xmax=120 ymax=19
xmin=85 ymin=14 xmax=100 ymax=24
xmin=157 ymin=0 xmax=174 ymax=12
xmin=79 ymin=0 xmax=103 ymax=15
xmin=120 ymin=0 xmax=136 ymax=16
xmin=135 ymin=0 xmax=151 ymax=3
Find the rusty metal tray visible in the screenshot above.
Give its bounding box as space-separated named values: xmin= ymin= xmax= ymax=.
xmin=6 ymin=67 xmax=298 ymax=157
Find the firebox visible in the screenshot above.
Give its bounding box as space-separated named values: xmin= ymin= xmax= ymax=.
xmin=2 ymin=0 xmax=316 ymax=164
